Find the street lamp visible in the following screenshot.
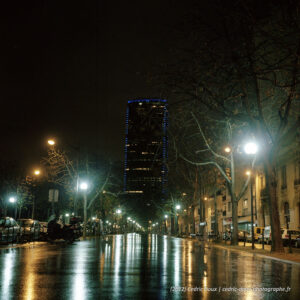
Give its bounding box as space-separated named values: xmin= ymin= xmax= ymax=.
xmin=176 ymin=204 xmax=181 ymax=210
xmin=31 ymin=169 xmax=41 ymax=219
xmin=244 ymin=142 xmax=258 ymax=155
xmin=9 ymin=197 xmax=16 ymax=203
xmin=224 ymin=146 xmax=231 ymax=153
xmin=244 ymin=142 xmax=258 ymax=250
xmin=116 ymin=209 xmax=122 ymax=214
xmin=9 ymin=197 xmax=17 ymax=219
xmin=34 ymin=169 xmax=41 ymax=176
xmin=80 ymin=181 xmax=89 ymax=239
xmin=47 ymin=139 xmax=55 ymax=146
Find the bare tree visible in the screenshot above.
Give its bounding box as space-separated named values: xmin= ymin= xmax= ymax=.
xmin=156 ymin=0 xmax=300 ymax=251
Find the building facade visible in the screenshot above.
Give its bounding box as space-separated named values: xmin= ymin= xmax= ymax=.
xmin=124 ymin=99 xmax=168 ymax=222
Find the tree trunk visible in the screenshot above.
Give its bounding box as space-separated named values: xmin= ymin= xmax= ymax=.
xmin=265 ymin=161 xmax=284 ymax=252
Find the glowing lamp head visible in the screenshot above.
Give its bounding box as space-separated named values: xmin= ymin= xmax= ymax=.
xmin=80 ymin=182 xmax=88 ymax=190
xmin=65 ymin=213 xmax=69 ymax=217
xmin=246 ymin=170 xmax=251 ymax=176
xmin=34 ymin=169 xmax=40 ymax=176
xmin=116 ymin=209 xmax=122 ymax=214
xmin=9 ymin=197 xmax=16 ymax=203
xmin=176 ymin=205 xmax=181 ymax=210
xmin=164 ymin=215 xmax=168 ymax=219
xmin=48 ymin=139 xmax=55 ymax=146
xmin=204 ymin=197 xmax=208 ymax=201
xmin=224 ymin=146 xmax=231 ymax=153
xmin=244 ymin=142 xmax=258 ymax=155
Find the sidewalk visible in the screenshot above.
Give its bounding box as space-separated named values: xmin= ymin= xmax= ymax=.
xmin=195 ymin=239 xmax=300 ymax=265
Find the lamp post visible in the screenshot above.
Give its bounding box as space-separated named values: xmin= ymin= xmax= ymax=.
xmin=32 ymin=169 xmax=41 ymax=219
xmin=175 ymin=204 xmax=181 ymax=235
xmin=9 ymin=197 xmax=17 ymax=219
xmin=244 ymin=142 xmax=258 ymax=250
xmin=116 ymin=209 xmax=122 ymax=233
xmin=80 ymin=182 xmax=88 ymax=239
xmin=164 ymin=215 xmax=168 ymax=234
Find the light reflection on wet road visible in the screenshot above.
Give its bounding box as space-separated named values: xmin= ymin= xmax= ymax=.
xmin=0 ymin=234 xmax=299 ymax=299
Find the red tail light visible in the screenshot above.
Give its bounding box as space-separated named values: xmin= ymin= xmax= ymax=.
xmin=285 ymin=235 xmax=289 ymax=238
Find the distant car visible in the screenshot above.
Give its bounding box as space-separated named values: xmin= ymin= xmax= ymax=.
xmin=281 ymin=229 xmax=300 ymax=246
xmin=0 ymin=217 xmax=20 ymax=244
xmin=17 ymin=219 xmax=41 ymax=242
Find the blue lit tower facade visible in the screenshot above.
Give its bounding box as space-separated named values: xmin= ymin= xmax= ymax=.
xmin=124 ymin=99 xmax=168 ymax=222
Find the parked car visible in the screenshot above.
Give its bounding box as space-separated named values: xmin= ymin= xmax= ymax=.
xmin=0 ymin=217 xmax=20 ymax=244
xmin=17 ymin=219 xmax=41 ymax=242
xmin=281 ymin=229 xmax=300 ymax=246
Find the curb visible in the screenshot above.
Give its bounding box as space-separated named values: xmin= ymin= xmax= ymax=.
xmin=206 ymin=242 xmax=300 ymax=266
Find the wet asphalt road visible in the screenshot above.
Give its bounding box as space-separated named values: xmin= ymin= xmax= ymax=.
xmin=0 ymin=234 xmax=299 ymax=300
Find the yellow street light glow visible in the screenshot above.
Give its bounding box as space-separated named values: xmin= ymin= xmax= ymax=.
xmin=204 ymin=197 xmax=208 ymax=201
xmin=48 ymin=139 xmax=55 ymax=146
xmin=224 ymin=147 xmax=231 ymax=153
xmin=34 ymin=169 xmax=41 ymax=176
xmin=246 ymin=170 xmax=251 ymax=176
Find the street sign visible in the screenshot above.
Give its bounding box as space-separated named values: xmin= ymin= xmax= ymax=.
xmin=49 ymin=189 xmax=59 ymax=202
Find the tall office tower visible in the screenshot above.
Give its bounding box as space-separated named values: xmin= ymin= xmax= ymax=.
xmin=124 ymin=99 xmax=168 ymax=223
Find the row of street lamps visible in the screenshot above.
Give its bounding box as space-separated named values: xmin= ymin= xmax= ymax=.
xmin=152 ymin=141 xmax=258 ymax=247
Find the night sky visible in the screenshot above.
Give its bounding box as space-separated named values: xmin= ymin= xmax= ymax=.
xmin=0 ymin=0 xmax=186 ymax=169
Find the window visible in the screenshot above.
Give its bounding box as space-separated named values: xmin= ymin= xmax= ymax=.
xmin=244 ymin=199 xmax=248 ymax=208
xmin=281 ymin=165 xmax=287 ymax=189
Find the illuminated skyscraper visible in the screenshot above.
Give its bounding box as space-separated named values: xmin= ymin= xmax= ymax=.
xmin=124 ymin=99 xmax=168 ymax=221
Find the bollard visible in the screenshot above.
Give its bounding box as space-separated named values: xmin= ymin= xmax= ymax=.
xmin=244 ymin=231 xmax=246 ymax=247
xmin=262 ymin=233 xmax=265 ymax=250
